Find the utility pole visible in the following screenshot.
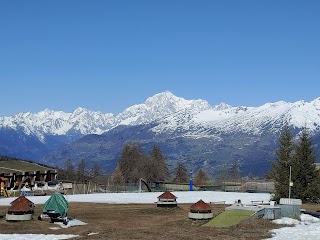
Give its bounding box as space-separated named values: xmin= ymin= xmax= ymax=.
xmin=289 ymin=166 xmax=293 ymax=199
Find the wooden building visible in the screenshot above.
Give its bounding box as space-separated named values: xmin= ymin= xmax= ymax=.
xmin=189 ymin=199 xmax=213 ymax=220
xmin=157 ymin=191 xmax=178 ymax=208
xmin=0 ymin=157 xmax=57 ymax=190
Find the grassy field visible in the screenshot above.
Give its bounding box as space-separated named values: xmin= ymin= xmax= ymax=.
xmin=0 ymin=159 xmax=55 ymax=172
xmin=0 ymin=203 xmax=280 ymax=240
xmin=205 ymin=210 xmax=255 ymax=228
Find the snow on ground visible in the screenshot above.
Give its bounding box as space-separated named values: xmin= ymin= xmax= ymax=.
xmin=1 ymin=191 xmax=320 ymax=239
xmin=267 ymin=214 xmax=320 ymax=240
xmin=55 ymin=218 xmax=87 ymax=229
xmin=0 ymin=234 xmax=77 ymax=240
xmin=0 ymin=191 xmax=271 ymax=206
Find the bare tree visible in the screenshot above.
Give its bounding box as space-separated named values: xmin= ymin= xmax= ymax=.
xmin=173 ymin=162 xmax=188 ymax=183
xmin=62 ymin=158 xmax=75 ymax=181
xmin=117 ymin=143 xmax=144 ymax=183
xmin=194 ymin=168 xmax=209 ymax=186
xmin=110 ymin=167 xmax=126 ymax=192
xmin=77 ymin=159 xmax=88 ymax=182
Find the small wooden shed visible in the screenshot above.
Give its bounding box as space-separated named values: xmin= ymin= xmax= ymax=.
xmin=157 ymin=191 xmax=177 ymax=208
xmin=6 ymin=195 xmax=35 ymax=221
xmin=189 ymin=199 xmax=213 ymax=220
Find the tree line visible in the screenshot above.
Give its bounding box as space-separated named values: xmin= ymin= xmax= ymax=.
xmin=58 ymin=143 xmax=210 ymax=187
xmin=271 ymin=126 xmax=320 ymax=203
xmin=110 ymin=143 xmax=209 ymax=186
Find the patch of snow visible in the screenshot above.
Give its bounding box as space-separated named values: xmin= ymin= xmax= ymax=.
xmin=268 ymin=214 xmax=320 ymax=239
xmin=55 ymin=218 xmax=87 ymax=228
xmin=0 ymin=234 xmax=78 ymax=240
xmin=272 ymin=217 xmax=300 ymax=225
xmin=0 ymin=191 xmax=271 ymax=206
xmin=88 ymin=232 xmax=99 ymax=236
xmin=300 ymin=213 xmax=320 ymax=223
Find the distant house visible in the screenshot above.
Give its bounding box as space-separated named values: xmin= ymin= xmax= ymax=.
xmin=221 ymin=181 xmax=242 ymax=192
xmin=241 ymin=180 xmax=275 ymax=193
xmin=0 ymin=156 xmax=57 ymax=189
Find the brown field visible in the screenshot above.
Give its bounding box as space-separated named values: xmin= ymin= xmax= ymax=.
xmin=1 ymin=202 xmax=316 ymax=240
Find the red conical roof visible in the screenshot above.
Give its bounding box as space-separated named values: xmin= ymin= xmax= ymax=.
xmin=10 ymin=195 xmax=33 ymax=205
xmin=8 ymin=196 xmax=34 ymax=213
xmin=158 ymin=191 xmax=177 ymax=199
xmin=190 ymin=199 xmax=211 ymax=211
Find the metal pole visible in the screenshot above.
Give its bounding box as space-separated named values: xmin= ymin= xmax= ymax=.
xmin=289 ymin=166 xmax=292 ymax=199
xmin=138 ymin=178 xmax=142 ymax=193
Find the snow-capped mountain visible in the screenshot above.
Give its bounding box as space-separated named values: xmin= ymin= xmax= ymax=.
xmin=151 ymin=98 xmax=320 ymax=137
xmin=1 ymin=91 xmax=320 ymax=176
xmin=0 ymin=91 xmax=214 ymax=142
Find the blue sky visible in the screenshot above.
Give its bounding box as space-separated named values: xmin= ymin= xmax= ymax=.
xmin=0 ymin=1 xmax=319 ymax=116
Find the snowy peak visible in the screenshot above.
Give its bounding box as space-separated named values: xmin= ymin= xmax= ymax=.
xmin=144 ymin=91 xmax=211 ymax=111
xmin=0 ymin=91 xmax=214 ymax=139
xmin=1 ymin=92 xmax=320 ymax=143
xmin=116 ymin=91 xmax=212 ymax=126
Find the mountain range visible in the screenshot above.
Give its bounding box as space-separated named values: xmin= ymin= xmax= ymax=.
xmin=1 ymin=91 xmax=320 ymax=177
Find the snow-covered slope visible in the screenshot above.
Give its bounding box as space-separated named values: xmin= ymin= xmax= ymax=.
xmin=151 ymin=97 xmax=320 ymax=137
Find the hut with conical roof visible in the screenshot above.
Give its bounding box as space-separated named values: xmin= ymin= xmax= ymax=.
xmin=6 ymin=195 xmax=35 ymax=221
xmin=157 ymin=191 xmax=177 ymax=208
xmin=189 ymin=199 xmax=213 ymax=220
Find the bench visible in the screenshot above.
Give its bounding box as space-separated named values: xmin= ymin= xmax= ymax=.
xmin=210 ymin=201 xmax=226 ymax=205
xmin=251 ymin=200 xmax=264 ymax=205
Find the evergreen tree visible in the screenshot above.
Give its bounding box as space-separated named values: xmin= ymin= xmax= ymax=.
xmin=271 ymin=126 xmax=295 ymax=201
xmin=291 ymin=129 xmax=320 ymax=202
xmin=194 ymin=168 xmax=209 ymax=185
xmin=173 ymin=162 xmax=188 ymax=183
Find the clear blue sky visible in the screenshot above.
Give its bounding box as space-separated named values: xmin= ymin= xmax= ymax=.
xmin=1 ymin=1 xmax=319 ymax=116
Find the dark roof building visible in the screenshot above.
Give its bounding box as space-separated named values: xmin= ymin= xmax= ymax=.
xmin=189 ymin=199 xmax=213 ymax=220
xmin=157 ymin=191 xmax=178 ymax=208
xmin=6 ymin=195 xmax=35 ymax=221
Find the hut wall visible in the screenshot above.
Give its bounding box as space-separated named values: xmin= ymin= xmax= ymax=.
xmin=188 ymin=212 xmax=213 ymax=220
xmin=263 ymin=207 xmax=281 ymax=220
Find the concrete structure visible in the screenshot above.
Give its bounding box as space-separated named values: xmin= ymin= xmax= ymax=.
xmin=263 ymin=206 xmax=281 ymax=220
xmin=189 ymin=199 xmax=213 ymax=220
xmin=226 ymin=198 xmax=301 ymax=220
xmin=279 ymin=198 xmax=302 ymax=218
xmin=157 ymin=191 xmax=177 ymax=208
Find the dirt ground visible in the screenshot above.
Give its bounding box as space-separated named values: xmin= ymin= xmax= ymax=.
xmin=0 ymin=202 xmax=314 ymax=240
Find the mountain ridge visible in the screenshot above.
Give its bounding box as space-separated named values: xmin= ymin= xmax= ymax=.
xmin=1 ymin=91 xmax=320 ymax=176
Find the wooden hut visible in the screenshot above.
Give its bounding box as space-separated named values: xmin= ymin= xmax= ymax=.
xmin=157 ymin=191 xmax=177 ymax=208
xmin=189 ymin=199 xmax=213 ymax=220
xmin=6 ymin=195 xmax=35 ymax=221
